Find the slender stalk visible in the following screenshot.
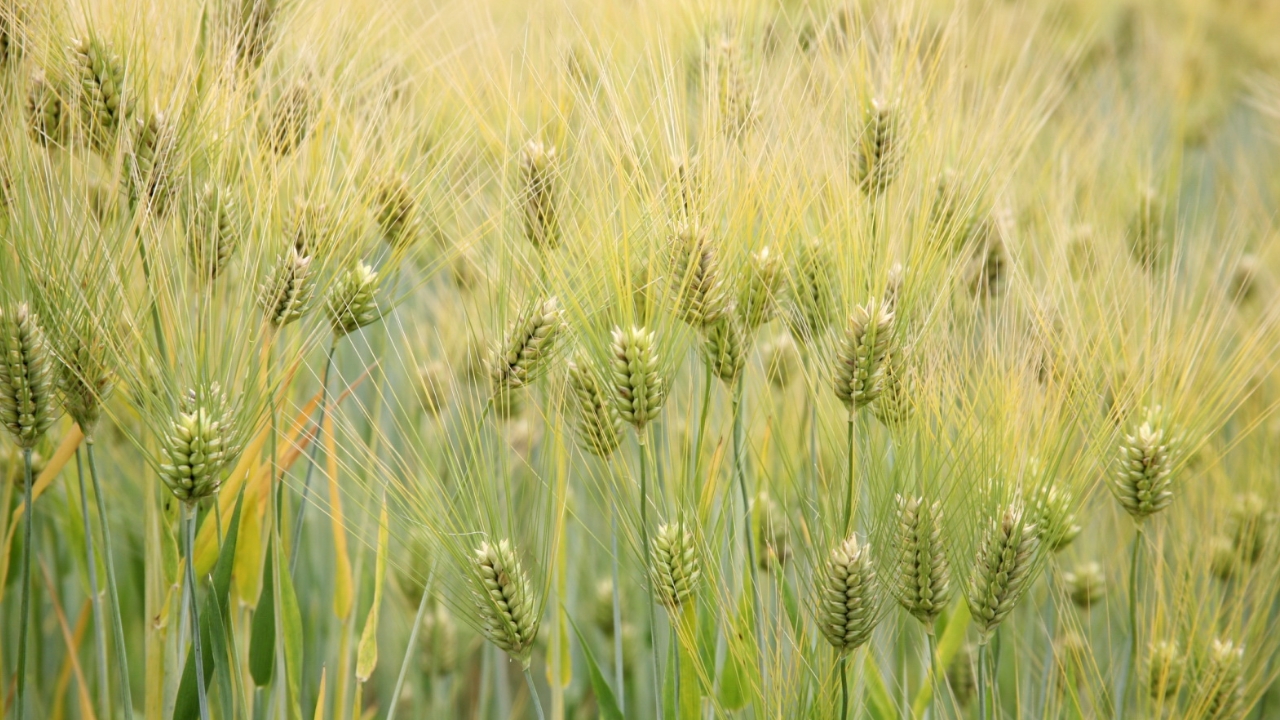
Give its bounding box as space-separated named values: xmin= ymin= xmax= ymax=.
xmin=1122 ymin=524 xmax=1144 ymax=719
xmin=925 ymin=631 xmax=939 ymax=720
xmin=638 ymin=434 xmax=664 ymax=720
xmin=807 ymin=353 xmax=820 ymax=507
xmin=290 ymin=338 xmax=338 ymax=572
xmin=611 ymin=502 xmax=625 ymax=707
xmin=524 ymin=666 xmax=548 ymax=720
xmin=732 ymin=374 xmax=767 ymax=708
xmin=838 ymin=652 xmax=849 ymax=720
xmin=844 ymin=415 xmax=855 ymax=533
xmin=184 ymin=503 xmax=211 ymax=720
xmin=672 ymin=623 xmax=681 ymax=718
xmin=91 ymin=441 xmax=135 ymax=720
xmin=76 ymin=448 xmax=111 ymax=720
xmin=978 ymin=641 xmax=989 ymax=720
xmin=387 ymin=567 xmax=435 ymax=720
xmin=690 ymin=359 xmax=713 ymax=482
xmin=15 ymin=448 xmax=34 ymax=720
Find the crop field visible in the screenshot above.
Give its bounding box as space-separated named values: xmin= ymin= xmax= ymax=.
xmin=2 ymin=0 xmax=1280 ymax=718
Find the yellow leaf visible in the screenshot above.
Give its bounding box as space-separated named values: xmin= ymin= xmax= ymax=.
xmin=356 ymin=499 xmax=389 ymax=682
xmin=313 ymin=669 xmax=327 ymax=720
xmin=233 ymin=465 xmax=270 ymax=608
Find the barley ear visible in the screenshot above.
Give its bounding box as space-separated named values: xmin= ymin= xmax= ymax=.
xmin=738 ymin=245 xmax=783 ymax=331
xmin=258 ymin=241 xmax=315 ymax=328
xmin=158 ymin=383 xmax=241 ymax=504
xmin=651 ymin=521 xmax=701 ymax=610
xmin=1148 ymin=640 xmax=1185 ymax=701
xmin=1061 ymin=561 xmax=1105 ymax=610
xmin=852 ymin=98 xmax=902 ymax=195
xmin=1110 ymin=407 xmax=1176 ymax=521
xmin=871 ymin=342 xmax=915 ymax=427
xmin=126 ymin=109 xmax=179 ymax=217
xmin=566 ymin=354 xmax=622 ymax=457
xmin=489 ymin=296 xmax=566 ymax=392
xmin=701 ymin=317 xmax=746 ymax=385
xmin=73 ymin=36 xmax=130 ymax=154
xmin=55 ymin=336 xmax=114 ymax=435
xmin=188 ymin=183 xmax=240 ymax=281
xmin=27 ymin=74 xmax=70 ymax=148
xmin=325 ymin=261 xmax=380 ymax=336
xmin=373 ymin=173 xmax=420 ymax=251
xmin=833 ymin=298 xmax=894 ymax=418
xmin=893 ymin=495 xmax=952 ymax=630
xmin=0 ymin=304 xmax=56 ymax=449
xmin=668 ymin=222 xmax=731 ymax=328
xmin=608 ymin=325 xmax=665 ymax=437
xmin=268 ymin=78 xmax=316 ymax=156
xmin=520 ymin=140 xmax=560 ymax=250
xmin=816 ymin=534 xmax=880 ymax=653
xmin=785 ymin=237 xmax=837 ymax=344
xmin=1027 ymin=485 xmax=1082 ymax=553
xmin=965 ymin=503 xmax=1040 ymax=640
xmin=1201 ymin=639 xmax=1244 ymax=720
xmin=472 ymin=539 xmax=540 ymax=667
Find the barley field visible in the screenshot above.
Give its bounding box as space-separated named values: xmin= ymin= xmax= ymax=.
xmin=2 ymin=0 xmax=1280 ymax=718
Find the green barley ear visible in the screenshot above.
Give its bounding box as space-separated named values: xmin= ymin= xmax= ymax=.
xmin=415 ymin=361 xmax=449 ymax=417
xmin=126 ymin=110 xmax=179 ymax=217
xmin=667 ymin=222 xmax=730 ymax=327
xmin=188 ymin=183 xmax=240 ymax=281
xmin=267 ymin=77 xmax=316 ymax=156
xmin=1027 ymin=484 xmax=1082 ymax=553
xmin=0 ymin=304 xmax=56 ymax=449
xmin=55 ymin=336 xmax=114 ymax=435
xmin=472 ymin=538 xmax=540 ymax=667
xmin=1201 ymin=639 xmax=1245 ymax=720
xmin=833 ymin=298 xmax=894 ymax=418
xmin=1061 ymin=561 xmax=1105 ymax=610
xmin=520 ymin=139 xmax=560 ymax=250
xmin=893 ymin=495 xmax=952 ymax=630
xmin=491 ymin=385 xmax=525 ymax=420
xmin=325 ymin=261 xmax=380 ymax=336
xmin=1228 ymin=492 xmax=1269 ymax=563
xmin=27 ymin=74 xmax=70 ymax=148
xmin=566 ymin=354 xmax=622 ymax=457
xmin=852 ymin=98 xmax=902 ymax=195
xmin=871 ymin=342 xmax=915 ymax=427
xmin=762 ymin=332 xmax=800 ymax=389
xmin=651 ymin=521 xmax=701 ymax=610
xmin=421 ymin=598 xmax=458 ymax=675
xmin=1128 ymin=186 xmax=1166 ymax=272
xmin=1110 ymin=407 xmax=1177 ymax=521
xmin=949 ymin=643 xmax=977 ymax=708
xmin=489 ymin=296 xmax=565 ymax=392
xmin=1229 ymin=255 xmax=1265 ymax=306
xmin=701 ymin=317 xmax=746 ymax=385
xmin=930 ymin=169 xmax=983 ymax=253
xmin=0 ymin=3 xmax=24 ymax=68
xmin=738 ymin=245 xmax=783 ymax=331
xmin=72 ymin=36 xmax=129 ymax=154
xmin=965 ymin=222 xmax=1008 ymax=299
xmin=608 ymin=325 xmax=665 ymax=438
xmin=754 ymin=491 xmax=790 ymax=570
xmin=234 ymin=0 xmax=283 ymax=69
xmin=591 ymin=579 xmax=616 ymax=635
xmin=817 ymin=534 xmax=880 ymax=653
xmin=710 ymin=37 xmax=755 ymax=139
xmin=785 ymin=237 xmax=837 ymax=344
xmin=1209 ymin=535 xmax=1238 ymax=582
xmin=1148 ymin=640 xmax=1185 ymax=701
xmin=258 ymin=225 xmax=316 ymax=328
xmin=966 ymin=503 xmax=1040 ymax=640
xmin=158 ymin=383 xmax=241 ymax=504
xmin=372 ymin=173 xmax=419 ymax=251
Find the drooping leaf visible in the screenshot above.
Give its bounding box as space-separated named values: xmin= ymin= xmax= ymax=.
xmin=249 ymin=548 xmax=276 ymax=685
xmin=567 ymin=615 xmax=624 ymax=720
xmin=356 ymin=499 xmax=390 ymax=681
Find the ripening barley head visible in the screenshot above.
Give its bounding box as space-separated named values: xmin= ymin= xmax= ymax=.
xmin=27 ymin=73 xmax=70 ymax=148
xmin=520 ymin=139 xmax=559 ymax=250
xmin=762 ymin=332 xmax=800 ymax=389
xmin=710 ymin=36 xmax=755 ymax=140
xmin=372 ymin=173 xmax=420 ymax=251
xmin=754 ymin=491 xmax=791 ymax=570
xmin=258 ymin=204 xmax=323 ymax=328
xmin=72 ymin=35 xmax=129 ymax=154
xmin=1228 ymin=492 xmax=1269 ymax=563
xmin=871 ymin=342 xmax=915 ymax=427
xmin=1199 ymin=638 xmax=1245 ymax=720
xmin=965 ymin=223 xmax=1008 ymax=299
xmin=0 ymin=3 xmax=24 ymax=68
xmin=608 ymin=325 xmax=665 ymax=438
xmin=158 ymin=382 xmax=241 ymax=504
xmin=126 ymin=109 xmax=179 ymax=217
xmin=188 ymin=182 xmax=240 ymax=282
xmin=489 ymin=296 xmax=565 ymax=392
xmin=833 ymin=298 xmax=894 ymax=418
xmin=1128 ymin=186 xmax=1166 ymax=272
xmin=966 ymin=502 xmax=1040 ymax=640
xmin=738 ymin=245 xmax=783 ymax=331
xmin=0 ymin=303 xmax=56 ymax=449
xmin=232 ymin=0 xmax=282 ymax=69
xmin=1149 ymin=639 xmax=1185 ymax=701
xmin=1026 ymin=484 xmax=1081 ymax=553
xmin=667 ymin=222 xmax=730 ymax=328
xmin=1062 ymin=561 xmax=1106 ymax=610
xmin=566 ymin=353 xmax=622 ymax=457
xmin=267 ymin=76 xmax=316 ymax=156
xmin=1110 ymin=407 xmax=1177 ymax=521
xmin=1210 ymin=535 xmax=1238 ymax=582
xmin=785 ymin=237 xmax=837 ymax=344
xmin=651 ymin=521 xmax=701 ymax=610
xmin=415 ymin=360 xmax=449 ymax=417
xmin=54 ymin=335 xmax=114 ymax=436
xmin=325 ymin=261 xmax=380 ymax=337
xmin=852 ymin=97 xmax=902 ymax=195
xmin=816 ymin=534 xmax=880 ymax=653
xmin=701 ymin=316 xmax=747 ymax=385
xmin=471 ymin=538 xmax=540 ymax=667
xmin=893 ymin=495 xmax=952 ymax=630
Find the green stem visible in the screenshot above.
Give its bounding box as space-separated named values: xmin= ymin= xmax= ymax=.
xmin=839 ymin=652 xmax=849 ymax=720
xmin=639 ymin=433 xmax=664 ymax=720
xmin=978 ymin=641 xmax=989 ymax=720
xmin=732 ymin=374 xmax=766 ymax=708
xmin=290 ymin=338 xmax=338 ymax=573
xmin=89 ymin=440 xmax=135 ymax=717
xmin=387 ymin=567 xmax=435 ymax=720
xmin=524 ymin=666 xmax=548 ymax=720
xmin=611 ymin=503 xmax=625 ymax=708
xmin=15 ymin=448 xmax=34 ymax=720
xmin=844 ymin=415 xmax=855 ymax=533
xmin=672 ymin=622 xmax=681 ymax=718
xmin=690 ymin=359 xmax=713 ymax=483
xmin=1123 ymin=525 xmax=1144 ymax=719
xmin=925 ymin=631 xmax=939 ymax=720
xmin=184 ymin=503 xmax=211 ymax=720
xmin=76 ymin=448 xmax=111 ymax=719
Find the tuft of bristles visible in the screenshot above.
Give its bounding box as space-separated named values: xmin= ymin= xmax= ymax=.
xmin=415 ymin=361 xmax=449 ymax=417
xmin=472 ymin=539 xmax=540 ymax=667
xmin=816 ymin=534 xmax=880 ymax=653
xmin=489 ymin=296 xmax=565 ymax=392
xmin=966 ymin=503 xmax=1040 ymax=640
xmin=1110 ymin=408 xmax=1177 ymax=521
xmin=893 ymin=495 xmax=952 ymax=630
xmin=833 ymin=298 xmax=894 ymax=417
xmin=0 ymin=304 xmax=56 ymax=449
xmin=651 ymin=521 xmax=701 ymax=610
xmin=519 ymin=140 xmax=559 ymax=250
xmin=608 ymin=325 xmax=665 ymax=437
xmin=158 ymin=383 xmax=240 ymax=504
xmin=566 ymin=355 xmax=622 ymax=457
